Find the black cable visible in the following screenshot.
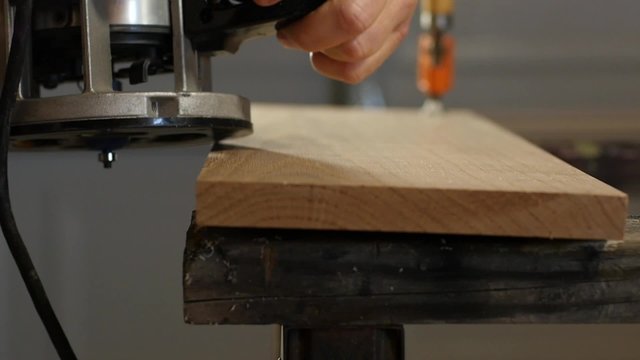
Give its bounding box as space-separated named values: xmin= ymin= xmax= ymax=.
xmin=0 ymin=1 xmax=77 ymax=359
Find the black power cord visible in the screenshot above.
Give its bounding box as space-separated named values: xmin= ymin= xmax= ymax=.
xmin=0 ymin=1 xmax=77 ymax=359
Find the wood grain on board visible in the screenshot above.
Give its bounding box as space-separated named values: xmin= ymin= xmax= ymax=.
xmin=196 ymin=104 xmax=628 ymax=240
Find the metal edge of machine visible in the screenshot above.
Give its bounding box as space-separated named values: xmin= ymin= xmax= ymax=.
xmin=3 ymin=0 xmax=253 ymax=165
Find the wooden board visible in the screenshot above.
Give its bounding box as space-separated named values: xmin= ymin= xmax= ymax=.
xmin=196 ymin=104 xmax=628 ymax=240
xmin=481 ymin=108 xmax=640 ymax=143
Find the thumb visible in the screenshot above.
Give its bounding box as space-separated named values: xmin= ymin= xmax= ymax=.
xmin=254 ymin=0 xmax=281 ymax=6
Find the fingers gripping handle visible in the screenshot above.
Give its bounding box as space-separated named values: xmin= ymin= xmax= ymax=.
xmin=183 ymin=0 xmax=327 ymax=54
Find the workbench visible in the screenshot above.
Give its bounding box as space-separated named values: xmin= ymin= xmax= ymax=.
xmin=183 ymin=105 xmax=638 ymax=359
xmin=183 ymin=217 xmax=639 ymax=359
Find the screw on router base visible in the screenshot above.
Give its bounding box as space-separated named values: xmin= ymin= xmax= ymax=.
xmin=98 ymin=151 xmax=117 ymax=169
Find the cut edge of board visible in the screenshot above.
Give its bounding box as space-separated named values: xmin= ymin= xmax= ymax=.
xmin=196 ymin=182 xmax=628 ymax=241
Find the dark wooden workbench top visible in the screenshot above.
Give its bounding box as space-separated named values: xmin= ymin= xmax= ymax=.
xmin=183 ymin=217 xmax=640 ymax=326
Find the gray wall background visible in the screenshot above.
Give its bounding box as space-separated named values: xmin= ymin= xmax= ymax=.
xmin=2 ymin=0 xmax=640 ymax=359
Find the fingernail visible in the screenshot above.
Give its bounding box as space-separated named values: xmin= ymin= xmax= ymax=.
xmin=277 ymin=31 xmax=295 ymax=48
xmin=255 ymin=0 xmax=280 ymax=7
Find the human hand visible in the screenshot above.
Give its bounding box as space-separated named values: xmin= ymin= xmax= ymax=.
xmin=255 ymin=0 xmax=418 ymax=84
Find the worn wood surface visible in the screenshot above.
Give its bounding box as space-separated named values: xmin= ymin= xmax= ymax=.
xmin=196 ymin=105 xmax=627 ymax=240
xmin=483 ymin=108 xmax=640 ymax=144
xmin=184 ymin=217 xmax=640 ymax=325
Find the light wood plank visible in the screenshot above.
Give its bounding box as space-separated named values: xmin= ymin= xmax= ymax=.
xmin=481 ymin=108 xmax=640 ymax=143
xmin=196 ymin=104 xmax=628 ymax=240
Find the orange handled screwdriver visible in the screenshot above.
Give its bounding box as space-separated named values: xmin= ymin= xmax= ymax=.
xmin=417 ymin=0 xmax=455 ymax=100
